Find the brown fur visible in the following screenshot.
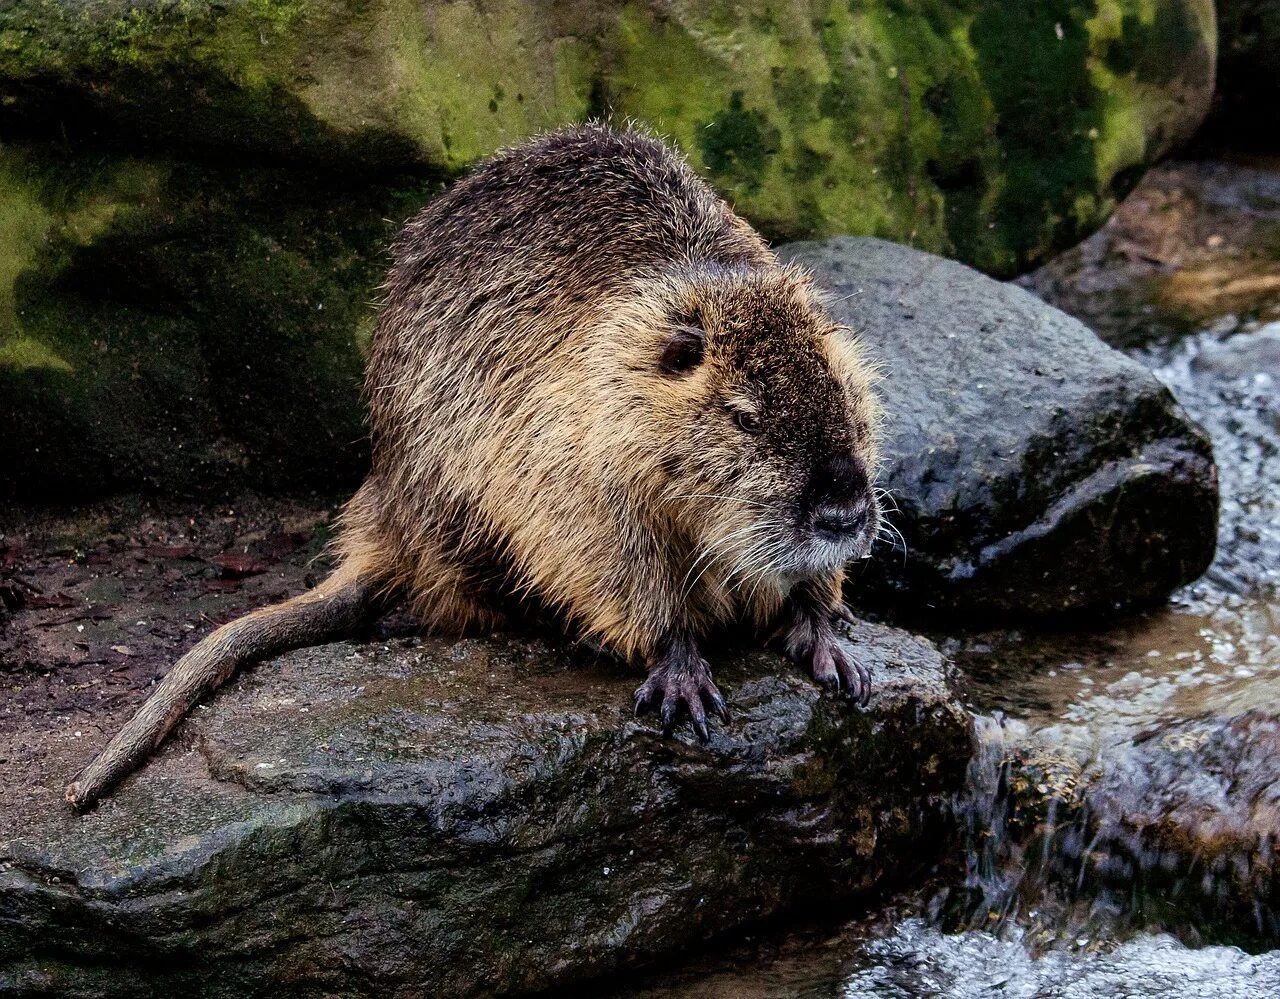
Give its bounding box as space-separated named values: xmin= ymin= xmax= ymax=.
xmin=66 ymin=123 xmax=881 ymax=810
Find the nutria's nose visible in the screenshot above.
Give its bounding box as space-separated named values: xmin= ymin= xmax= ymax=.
xmin=813 ymin=452 xmax=871 ymax=507
xmin=812 ymin=500 xmax=871 ymax=540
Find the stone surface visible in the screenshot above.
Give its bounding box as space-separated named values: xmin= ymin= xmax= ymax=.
xmin=1020 ymin=160 xmax=1280 ymax=348
xmin=0 ymin=623 xmax=972 ymax=996
xmin=779 ymin=236 xmax=1218 ymax=617
xmin=969 ymin=710 xmax=1280 ymax=949
xmin=0 ymin=0 xmax=1215 ymax=274
xmin=0 ymin=145 xmax=427 ymax=501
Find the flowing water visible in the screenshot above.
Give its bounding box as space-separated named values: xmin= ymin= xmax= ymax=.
xmin=625 ymin=317 xmax=1280 ymax=994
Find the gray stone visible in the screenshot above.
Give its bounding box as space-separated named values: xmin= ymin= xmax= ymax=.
xmin=778 ymin=237 xmax=1219 ymax=617
xmin=969 ymin=711 xmax=1280 ymax=946
xmin=0 ymin=621 xmax=971 ymax=997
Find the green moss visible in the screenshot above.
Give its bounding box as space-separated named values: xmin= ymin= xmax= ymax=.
xmin=0 ymin=334 xmax=73 ymax=373
xmin=0 ymin=0 xmax=1217 ymax=495
xmin=0 ymin=142 xmax=434 ymax=500
xmin=0 ymin=0 xmax=1214 ymax=275
xmin=598 ymin=0 xmax=1209 ymax=272
xmin=699 ymin=91 xmax=780 ymax=195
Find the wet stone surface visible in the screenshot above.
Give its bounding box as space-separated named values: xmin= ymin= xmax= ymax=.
xmin=0 ymin=503 xmax=972 ymax=997
xmin=1020 ymin=160 xmax=1280 ymax=348
xmin=937 ymin=312 xmax=1280 ymax=955
xmin=780 ymin=237 xmax=1218 ymax=619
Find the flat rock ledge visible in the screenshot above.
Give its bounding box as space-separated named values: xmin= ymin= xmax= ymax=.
xmin=0 ymin=621 xmax=971 ymax=997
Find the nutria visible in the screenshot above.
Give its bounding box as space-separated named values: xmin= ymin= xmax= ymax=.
xmin=66 ymin=123 xmax=882 ymax=810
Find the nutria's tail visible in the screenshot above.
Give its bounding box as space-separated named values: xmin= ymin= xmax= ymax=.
xmin=66 ymin=562 xmax=383 ymax=810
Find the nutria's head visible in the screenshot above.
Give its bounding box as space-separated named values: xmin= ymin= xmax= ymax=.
xmin=614 ymin=263 xmax=882 ymax=586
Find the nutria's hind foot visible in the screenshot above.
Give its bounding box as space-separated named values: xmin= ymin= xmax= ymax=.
xmin=783 ymin=601 xmax=872 ymax=708
xmin=633 ymin=635 xmax=730 ymax=742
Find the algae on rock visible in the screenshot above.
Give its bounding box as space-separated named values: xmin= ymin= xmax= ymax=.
xmin=1 ymin=0 xmax=1216 ymax=274
xmin=0 ymin=142 xmax=433 ymax=497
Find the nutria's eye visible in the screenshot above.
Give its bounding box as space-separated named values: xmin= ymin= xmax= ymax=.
xmin=733 ymin=409 xmax=762 ymax=435
xmin=659 ymin=326 xmax=704 ymax=375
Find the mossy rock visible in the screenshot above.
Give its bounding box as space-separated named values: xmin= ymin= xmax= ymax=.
xmin=1 ymin=0 xmax=1215 ymax=275
xmin=0 ymin=1 xmax=1217 ymax=501
xmin=0 ymin=142 xmax=437 ymax=498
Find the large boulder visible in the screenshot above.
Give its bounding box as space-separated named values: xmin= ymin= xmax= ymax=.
xmin=0 ymin=627 xmax=971 ymax=997
xmin=0 ymin=144 xmax=412 ymax=499
xmin=0 ymin=1 xmax=1221 ymax=501
xmin=779 ymin=237 xmax=1218 ymax=617
xmin=0 ymin=0 xmax=1216 ymax=275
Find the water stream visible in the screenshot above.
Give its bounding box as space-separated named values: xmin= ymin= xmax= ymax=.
xmin=626 ymin=317 xmax=1280 ymax=993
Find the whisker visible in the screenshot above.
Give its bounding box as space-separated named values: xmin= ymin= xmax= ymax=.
xmin=875 ymin=517 xmax=908 ymax=566
xmin=663 ymin=492 xmax=774 ymax=511
xmin=724 ymin=534 xmax=779 ymax=591
xmin=872 ymin=486 xmax=901 ymax=516
xmin=742 ymin=546 xmax=787 ymax=606
xmin=679 ymin=523 xmax=768 ymax=600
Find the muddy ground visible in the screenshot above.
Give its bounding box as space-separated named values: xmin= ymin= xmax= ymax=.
xmin=0 ymin=493 xmax=350 ymax=814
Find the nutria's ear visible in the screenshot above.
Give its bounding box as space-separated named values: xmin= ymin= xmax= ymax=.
xmin=659 ymin=326 xmax=705 ymax=375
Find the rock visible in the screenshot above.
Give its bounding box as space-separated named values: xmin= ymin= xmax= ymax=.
xmin=1200 ymin=2 xmax=1280 ymax=153
xmin=970 ymin=711 xmax=1280 ymax=947
xmin=778 ymin=237 xmax=1218 ymax=617
xmin=0 ymin=0 xmax=1215 ymax=275
xmin=0 ymin=144 xmax=418 ymax=499
xmin=1018 ymin=161 xmax=1280 ymax=348
xmin=0 ymin=0 xmax=1221 ymax=499
xmin=1080 ymin=710 xmax=1280 ymax=940
xmin=0 ymin=624 xmax=972 ymax=997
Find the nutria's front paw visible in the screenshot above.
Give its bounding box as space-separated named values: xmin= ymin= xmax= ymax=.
xmin=784 ymin=608 xmax=872 ymax=707
xmin=634 ymin=655 xmax=730 ymax=742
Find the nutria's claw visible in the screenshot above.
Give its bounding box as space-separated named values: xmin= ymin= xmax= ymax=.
xmin=832 ymin=642 xmax=872 ymax=708
xmin=634 ymin=658 xmax=729 ymax=742
xmin=793 ymin=629 xmax=873 ymax=708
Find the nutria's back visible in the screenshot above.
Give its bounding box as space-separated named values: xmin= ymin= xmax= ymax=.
xmin=367 ymin=125 xmax=772 ymax=429
xmin=382 ymin=124 xmax=772 ymax=316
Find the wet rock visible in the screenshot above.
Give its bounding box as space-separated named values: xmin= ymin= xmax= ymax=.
xmin=1019 ymin=161 xmax=1280 ymax=348
xmin=1080 ymin=710 xmax=1280 ymax=940
xmin=779 ymin=237 xmax=1218 ymax=618
xmin=975 ymin=711 xmax=1280 ymax=948
xmin=0 ymin=623 xmax=972 ymax=997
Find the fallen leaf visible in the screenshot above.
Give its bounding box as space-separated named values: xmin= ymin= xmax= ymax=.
xmin=212 ymin=553 xmax=267 ymax=579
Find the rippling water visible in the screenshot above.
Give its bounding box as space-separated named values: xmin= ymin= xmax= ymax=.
xmin=628 ymin=320 xmax=1280 ymax=996
xmin=843 ymin=920 xmax=1280 ymax=998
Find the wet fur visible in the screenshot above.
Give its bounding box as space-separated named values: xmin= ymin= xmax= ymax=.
xmin=67 ymin=124 xmax=880 ymax=809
